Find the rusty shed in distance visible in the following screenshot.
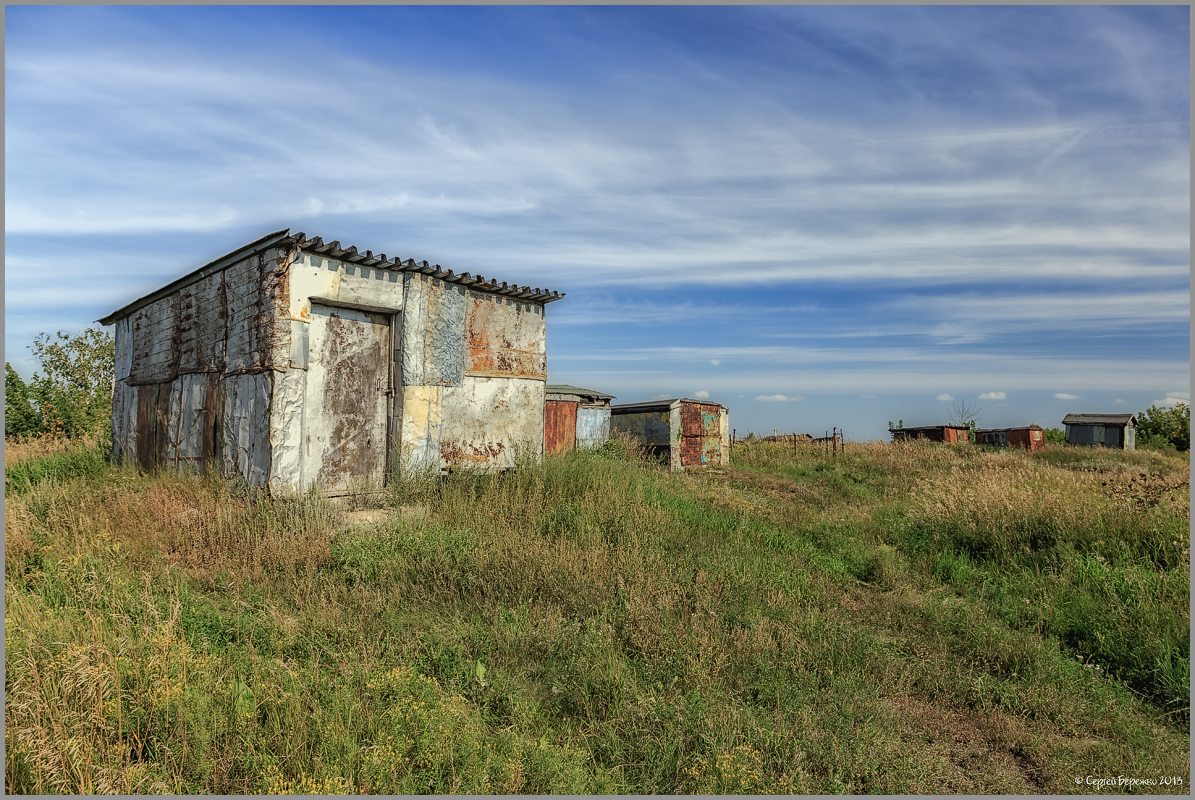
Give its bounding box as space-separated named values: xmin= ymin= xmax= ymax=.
xmin=889 ymin=424 xmax=971 ymax=444
xmin=609 ymin=398 xmax=729 ymax=470
xmin=1062 ymin=413 xmax=1136 ymax=450
xmin=975 ymin=425 xmax=1044 ymax=450
xmin=544 ymin=385 xmax=615 ymax=454
xmin=99 ymin=229 xmax=565 ymax=494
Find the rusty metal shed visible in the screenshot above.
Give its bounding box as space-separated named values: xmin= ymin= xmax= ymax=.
xmin=544 ymin=385 xmax=615 ymax=454
xmin=1062 ymin=413 xmax=1136 ymax=450
xmin=889 ymin=425 xmax=971 ymax=444
xmin=98 ymin=229 xmax=565 ymax=494
xmin=975 ymin=425 xmax=1044 ymax=450
xmin=609 ymin=398 xmax=729 ymax=470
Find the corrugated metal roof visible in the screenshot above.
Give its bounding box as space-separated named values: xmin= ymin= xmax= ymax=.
xmin=1062 ymin=413 xmax=1136 ymax=426
xmin=99 ymin=228 xmax=565 ymax=325
xmin=290 ymin=231 xmax=565 ymax=304
xmin=610 ymin=398 xmax=728 ymax=414
xmin=545 ymin=385 xmax=615 ymax=400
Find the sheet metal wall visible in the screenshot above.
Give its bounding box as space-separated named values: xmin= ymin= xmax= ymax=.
xmin=112 ymin=246 xmax=292 ymax=487
xmin=977 ymin=428 xmax=1044 ymax=451
xmin=1065 ymin=424 xmax=1133 ymax=450
xmin=399 ymin=273 xmax=548 ymax=474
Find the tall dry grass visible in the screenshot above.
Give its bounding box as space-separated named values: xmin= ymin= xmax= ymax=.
xmin=5 ymin=435 xmax=1190 ymax=794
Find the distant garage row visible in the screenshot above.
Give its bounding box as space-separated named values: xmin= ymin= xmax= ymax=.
xmin=99 ymin=229 xmax=566 ymax=495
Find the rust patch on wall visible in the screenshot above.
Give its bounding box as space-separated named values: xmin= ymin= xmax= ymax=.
xmin=679 ymin=402 xmax=723 ymax=467
xmin=440 ymin=439 xmax=507 ymax=464
xmin=464 ymin=290 xmax=546 ymax=379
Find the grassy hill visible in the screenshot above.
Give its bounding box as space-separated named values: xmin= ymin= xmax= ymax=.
xmin=5 ymin=434 xmax=1190 ymax=794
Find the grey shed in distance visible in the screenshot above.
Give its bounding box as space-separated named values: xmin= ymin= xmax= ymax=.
xmin=1061 ymin=413 xmax=1137 ymax=450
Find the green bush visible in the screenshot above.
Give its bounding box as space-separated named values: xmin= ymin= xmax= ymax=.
xmin=1137 ymin=403 xmax=1189 ymax=452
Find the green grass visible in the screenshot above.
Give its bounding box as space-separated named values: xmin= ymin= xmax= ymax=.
xmin=4 ymin=436 xmax=1190 ymax=794
xmin=4 ymin=438 xmax=111 ymax=495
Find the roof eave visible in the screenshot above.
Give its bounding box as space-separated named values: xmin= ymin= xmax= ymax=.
xmin=292 ymin=232 xmax=566 ymax=304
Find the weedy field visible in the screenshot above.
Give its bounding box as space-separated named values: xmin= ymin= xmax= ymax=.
xmin=5 ymin=433 xmax=1190 ymax=794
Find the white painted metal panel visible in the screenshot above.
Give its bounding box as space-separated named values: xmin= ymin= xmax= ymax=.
xmin=402 ymin=274 xmax=466 ymax=387
xmin=575 ymin=407 xmax=610 ymax=449
xmin=440 ymin=377 xmax=544 ymax=470
xmin=269 ymin=367 xmax=307 ymax=495
xmin=338 ymin=261 xmax=404 ymax=311
xmin=398 ymin=385 xmax=443 ymax=475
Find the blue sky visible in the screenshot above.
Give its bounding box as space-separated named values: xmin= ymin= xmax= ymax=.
xmin=6 ymin=5 xmax=1190 ymax=441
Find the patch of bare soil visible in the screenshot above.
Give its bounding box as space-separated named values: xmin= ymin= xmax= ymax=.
xmin=882 ymin=696 xmax=1049 ymax=794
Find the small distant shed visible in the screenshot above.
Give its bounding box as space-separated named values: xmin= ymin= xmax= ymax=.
xmin=544 ymin=385 xmax=615 ymax=453
xmin=975 ymin=425 xmax=1044 ymax=450
xmin=1062 ymin=414 xmax=1136 ymax=450
xmin=889 ymin=425 xmax=971 ymax=444
xmin=609 ymin=398 xmax=729 ymax=470
xmin=98 ymin=229 xmax=566 ymax=494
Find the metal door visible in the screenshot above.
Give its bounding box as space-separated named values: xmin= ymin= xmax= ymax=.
xmin=304 ymin=304 xmax=390 ymax=491
xmin=680 ymin=402 xmax=722 ymax=466
xmin=1105 ymin=426 xmax=1120 ymax=449
xmin=544 ymin=400 xmax=578 ymax=454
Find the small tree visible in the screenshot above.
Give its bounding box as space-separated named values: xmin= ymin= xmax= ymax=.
xmin=947 ymin=400 xmax=983 ymax=443
xmin=4 ymin=329 xmax=115 ymax=440
xmin=947 ymin=400 xmax=983 ymax=428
